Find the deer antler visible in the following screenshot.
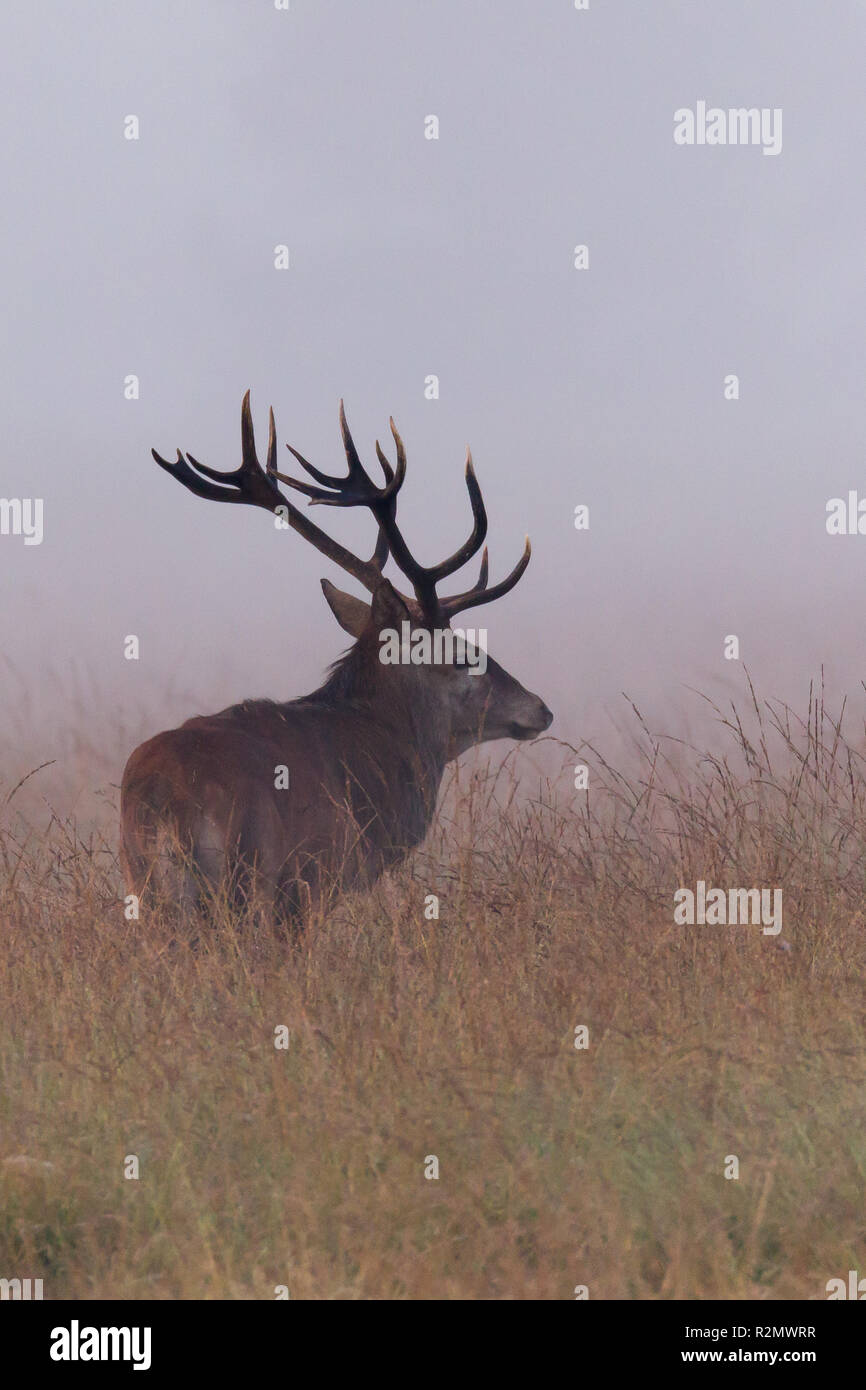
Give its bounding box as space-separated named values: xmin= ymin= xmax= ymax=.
xmin=275 ymin=403 xmax=529 ymax=621
xmin=152 ymin=392 xmax=389 ymax=593
xmin=153 ymin=394 xmax=531 ymax=621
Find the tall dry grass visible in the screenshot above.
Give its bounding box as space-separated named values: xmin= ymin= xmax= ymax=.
xmin=1 ymin=675 xmax=865 ymax=1299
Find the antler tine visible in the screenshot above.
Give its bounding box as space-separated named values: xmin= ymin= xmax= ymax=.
xmin=240 ymin=388 xmax=259 ymax=472
xmin=273 ymin=402 xmax=404 ymax=508
xmin=339 ymin=398 xmax=369 ymax=482
xmin=476 ymin=545 xmax=489 ymax=591
xmin=440 ymin=537 xmax=531 ymax=619
xmin=151 ymin=447 xmax=250 ymax=504
xmin=419 ymin=448 xmax=488 ymax=585
xmin=374 ymin=440 xmax=395 ymax=484
xmin=281 ymin=397 xmax=366 ymax=489
xmin=180 ymin=391 xmax=274 ymax=499
xmin=282 ymin=442 xmax=342 ymax=488
xmin=266 ymin=405 xmax=277 ymax=477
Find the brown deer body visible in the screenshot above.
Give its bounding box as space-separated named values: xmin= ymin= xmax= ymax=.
xmin=120 ymin=395 xmax=552 ymax=918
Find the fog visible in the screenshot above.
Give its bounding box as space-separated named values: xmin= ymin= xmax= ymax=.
xmin=3 ymin=0 xmax=865 ymax=804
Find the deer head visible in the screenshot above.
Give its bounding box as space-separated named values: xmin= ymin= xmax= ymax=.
xmin=152 ymin=393 xmax=552 ymax=758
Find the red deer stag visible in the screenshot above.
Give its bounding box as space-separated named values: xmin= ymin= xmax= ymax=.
xmin=121 ymin=393 xmax=552 ymax=919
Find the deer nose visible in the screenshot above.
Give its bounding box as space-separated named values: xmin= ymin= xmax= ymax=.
xmin=526 ymin=700 xmax=553 ymax=732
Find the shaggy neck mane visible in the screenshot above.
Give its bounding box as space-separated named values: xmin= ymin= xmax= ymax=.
xmin=299 ymin=639 xmax=448 ymax=755
xmin=306 ymin=644 xmax=369 ymax=705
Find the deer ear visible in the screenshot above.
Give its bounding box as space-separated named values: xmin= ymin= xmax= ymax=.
xmin=320 ymin=579 xmax=371 ymax=638
xmin=370 ymin=578 xmax=411 ymax=633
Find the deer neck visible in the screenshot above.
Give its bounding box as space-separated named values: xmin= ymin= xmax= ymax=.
xmin=310 ymin=651 xmax=452 ymax=784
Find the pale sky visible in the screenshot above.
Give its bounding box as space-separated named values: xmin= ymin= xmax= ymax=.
xmin=2 ymin=1 xmax=865 ymax=804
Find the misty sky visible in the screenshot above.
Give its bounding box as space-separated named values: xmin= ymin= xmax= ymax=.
xmin=3 ymin=1 xmax=866 ymax=796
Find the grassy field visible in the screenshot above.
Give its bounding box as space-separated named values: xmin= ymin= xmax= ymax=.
xmin=1 ymin=677 xmax=865 ymax=1299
